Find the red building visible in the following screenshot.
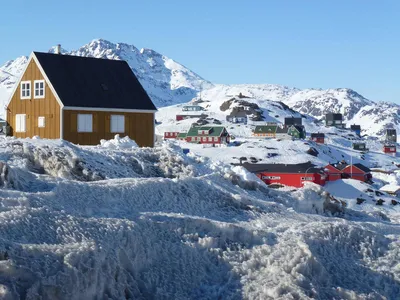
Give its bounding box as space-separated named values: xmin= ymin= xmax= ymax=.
xmin=324 ymin=162 xmax=372 ymax=182
xmin=311 ymin=133 xmax=325 ymax=144
xmin=383 ymin=145 xmax=396 ymax=156
xmin=164 ymin=132 xmax=179 ymax=139
xmin=176 ymin=113 xmax=207 ymax=121
xmin=242 ymin=162 xmax=327 ymax=188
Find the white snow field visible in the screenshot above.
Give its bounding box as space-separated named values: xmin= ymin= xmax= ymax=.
xmin=0 ymin=136 xmax=399 ymax=299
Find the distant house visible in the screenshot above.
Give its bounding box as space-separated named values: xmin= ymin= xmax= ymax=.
xmin=284 ymin=117 xmax=302 ymax=127
xmin=0 ymin=118 xmax=7 ymax=135
xmin=325 ymin=113 xmax=345 ymax=128
xmin=384 ymin=129 xmax=397 ymax=144
xmin=353 ymin=142 xmax=368 ymax=151
xmin=180 ymin=126 xmax=230 ymax=144
xmin=350 ymin=125 xmax=361 ymax=137
xmin=379 ymin=184 xmax=400 ymax=196
xmin=182 ymin=105 xmax=204 ymax=112
xmin=176 ymin=113 xmax=207 ymax=121
xmin=324 ymin=161 xmax=372 ymax=182
xmin=275 ymin=125 xmax=305 ymax=140
xmin=241 ymin=161 xmax=327 ymax=188
xmin=311 ymin=133 xmax=325 ymax=144
xmin=383 ymin=145 xmax=396 ymax=156
xmin=253 ymin=124 xmax=277 ymax=137
xmin=5 ymin=51 xmax=157 ymax=147
xmin=226 ymin=110 xmax=248 ymax=124
xmin=164 ymin=132 xmax=179 ymax=139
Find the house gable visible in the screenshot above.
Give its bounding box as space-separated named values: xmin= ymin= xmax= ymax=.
xmin=6 ymin=54 xmax=62 ymax=139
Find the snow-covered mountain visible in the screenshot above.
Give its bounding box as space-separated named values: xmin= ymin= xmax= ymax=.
xmin=0 ymin=39 xmax=212 ymax=115
xmin=1 ymin=38 xmax=400 ymax=136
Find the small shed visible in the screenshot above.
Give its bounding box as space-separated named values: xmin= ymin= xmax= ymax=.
xmin=383 ymin=145 xmax=396 ymax=156
xmin=311 ymin=133 xmax=325 ymax=144
xmin=353 ymin=142 xmax=368 ymax=151
xmin=350 ymin=125 xmax=361 ymax=137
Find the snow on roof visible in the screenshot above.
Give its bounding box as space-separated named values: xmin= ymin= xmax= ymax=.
xmin=379 ymin=184 xmax=400 ymax=193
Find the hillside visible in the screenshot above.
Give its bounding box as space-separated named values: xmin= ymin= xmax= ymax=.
xmin=0 ymin=136 xmax=399 ymax=299
xmin=1 ymin=39 xmax=400 ymax=137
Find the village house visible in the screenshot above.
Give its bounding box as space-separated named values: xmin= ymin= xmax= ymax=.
xmin=383 ymin=145 xmax=396 ymax=156
xmin=310 ymin=133 xmax=325 ymax=144
xmin=324 ymin=161 xmax=372 ymax=182
xmin=176 ymin=112 xmax=208 ymax=121
xmin=384 ymin=128 xmax=397 ymax=144
xmin=5 ymin=49 xmax=156 ymax=147
xmin=253 ymin=124 xmax=277 ymax=137
xmin=284 ymin=117 xmax=302 ymax=127
xmin=182 ymin=105 xmax=204 ymax=112
xmin=164 ymin=132 xmax=180 ymax=139
xmin=325 ymin=113 xmax=345 ymax=128
xmin=276 ymin=125 xmax=306 ymax=140
xmin=226 ymin=110 xmax=248 ymax=124
xmin=350 ymin=124 xmax=361 ymax=137
xmin=353 ymin=142 xmax=368 ymax=151
xmin=241 ymin=161 xmax=327 ymax=188
xmin=179 ymin=125 xmax=230 ymax=144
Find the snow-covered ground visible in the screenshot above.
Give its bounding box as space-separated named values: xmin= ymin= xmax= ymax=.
xmin=0 ymin=136 xmax=399 ymax=299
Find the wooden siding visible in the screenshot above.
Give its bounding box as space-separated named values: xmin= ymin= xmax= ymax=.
xmin=6 ymin=59 xmax=61 ymax=138
xmin=63 ymin=110 xmax=154 ymax=147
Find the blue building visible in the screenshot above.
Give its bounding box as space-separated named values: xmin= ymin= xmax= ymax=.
xmin=350 ymin=124 xmax=361 ymax=137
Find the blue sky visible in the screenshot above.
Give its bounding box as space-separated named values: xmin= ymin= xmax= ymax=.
xmin=1 ymin=0 xmax=399 ymax=102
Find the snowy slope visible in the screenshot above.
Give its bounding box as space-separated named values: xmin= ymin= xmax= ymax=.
xmin=0 ymin=136 xmax=399 ymax=299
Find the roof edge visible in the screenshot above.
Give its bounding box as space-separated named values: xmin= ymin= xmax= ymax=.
xmin=63 ymin=106 xmax=157 ymax=113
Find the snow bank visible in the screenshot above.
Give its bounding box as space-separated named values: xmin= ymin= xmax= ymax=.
xmin=0 ymin=138 xmax=399 ymax=299
xmin=99 ymin=134 xmax=138 ymax=149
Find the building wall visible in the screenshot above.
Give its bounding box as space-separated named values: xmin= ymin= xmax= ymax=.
xmin=63 ymin=110 xmax=154 ymax=147
xmin=6 ymin=59 xmax=61 ymax=138
xmin=312 ymin=137 xmax=324 ymax=144
xmin=257 ymin=172 xmax=326 ymax=188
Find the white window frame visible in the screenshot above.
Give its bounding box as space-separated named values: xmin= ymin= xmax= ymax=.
xmin=214 ymin=137 xmax=219 ymax=142
xmin=301 ymin=177 xmax=313 ymax=181
xmin=34 ymin=80 xmax=45 ymax=99
xmin=20 ymin=81 xmax=31 ymax=99
xmin=77 ymin=114 xmax=93 ymax=133
xmin=110 ymin=115 xmax=125 ymax=133
xmin=15 ymin=114 xmax=26 ymax=132
xmin=38 ymin=116 xmax=45 ymax=128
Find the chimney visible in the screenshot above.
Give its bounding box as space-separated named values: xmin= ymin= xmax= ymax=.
xmin=55 ymin=44 xmax=61 ymax=54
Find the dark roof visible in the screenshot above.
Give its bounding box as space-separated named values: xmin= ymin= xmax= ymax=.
xmin=350 ymin=125 xmax=361 ymax=130
xmin=311 ymin=133 xmax=325 ymax=138
xmin=284 ymin=117 xmax=302 ymax=126
xmin=34 ymin=52 xmax=156 ymax=110
xmin=352 ymin=163 xmax=371 ymax=173
xmin=326 ymin=113 xmax=343 ymax=121
xmin=276 ymin=126 xmax=288 ymax=134
xmin=241 ymin=161 xmax=324 ymax=174
xmin=292 ymin=125 xmax=305 ymax=133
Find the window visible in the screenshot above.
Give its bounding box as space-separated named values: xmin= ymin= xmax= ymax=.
xmin=77 ymin=114 xmax=93 ymax=132
xmin=38 ymin=116 xmax=45 ymax=128
xmin=110 ymin=115 xmax=125 ymax=133
xmin=262 ymin=176 xmax=281 ymax=180
xmin=34 ymin=80 xmax=45 ymax=98
xmin=214 ymin=137 xmax=218 ymax=142
xmin=15 ymin=114 xmax=26 ymax=132
xmin=208 ymin=137 xmax=212 ymax=141
xmin=301 ymin=177 xmax=313 ymax=181
xmin=20 ymin=81 xmax=31 ymax=99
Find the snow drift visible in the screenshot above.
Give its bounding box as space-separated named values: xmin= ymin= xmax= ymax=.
xmin=0 ymin=137 xmax=399 ymax=299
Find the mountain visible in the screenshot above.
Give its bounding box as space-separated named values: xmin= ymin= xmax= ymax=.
xmin=0 ymin=39 xmax=212 ymax=117
xmin=199 ymin=84 xmax=400 ymax=137
xmin=1 ymin=39 xmax=399 ymax=137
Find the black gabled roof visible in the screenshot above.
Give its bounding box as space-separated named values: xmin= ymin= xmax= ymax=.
xmin=311 ymin=133 xmax=325 ymax=138
xmin=352 ymin=163 xmax=371 ymax=173
xmin=326 ymin=113 xmax=343 ymax=121
xmin=284 ymin=117 xmax=302 ymax=126
xmin=34 ymin=52 xmax=156 ymax=111
xmin=241 ymin=161 xmax=324 ymax=174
